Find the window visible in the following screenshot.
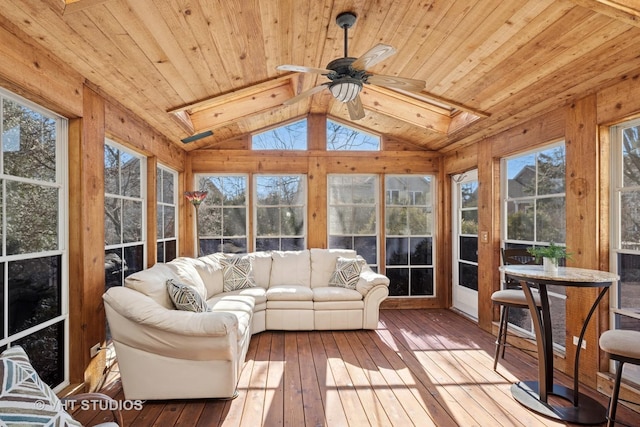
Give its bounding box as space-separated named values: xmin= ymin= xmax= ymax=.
xmin=156 ymin=165 xmax=177 ymax=262
xmin=104 ymin=141 xmax=145 ymax=290
xmin=0 ymin=88 xmax=68 ymax=388
xmin=385 ymin=176 xmax=435 ymax=297
xmin=328 ymin=175 xmax=379 ymax=268
xmin=502 ymin=143 xmax=567 ymax=348
xmin=610 ymin=119 xmax=640 ymax=385
xmin=197 ymin=175 xmax=248 ymax=254
xmin=327 ymin=119 xmax=380 ymax=151
xmin=255 ymin=175 xmax=306 ymax=251
xmin=252 ymin=119 xmax=307 ymax=150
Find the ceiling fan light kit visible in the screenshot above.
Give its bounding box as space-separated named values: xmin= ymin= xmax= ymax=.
xmin=330 ymin=78 xmax=362 ymax=102
xmin=276 ymin=11 xmax=426 ymax=120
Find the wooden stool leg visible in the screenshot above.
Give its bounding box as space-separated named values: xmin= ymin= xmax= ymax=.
xmin=607 ymin=359 xmax=625 ymax=427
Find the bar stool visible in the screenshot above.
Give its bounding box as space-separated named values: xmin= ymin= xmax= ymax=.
xmin=599 ymin=329 xmax=640 ymax=426
xmin=492 ymin=248 xmax=541 ymax=370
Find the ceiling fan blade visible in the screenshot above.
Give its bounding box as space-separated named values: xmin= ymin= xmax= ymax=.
xmin=276 ymin=64 xmax=333 ymax=75
xmin=351 ymin=44 xmax=397 ymax=70
xmin=283 ymin=84 xmax=329 ymax=105
xmin=366 ymin=74 xmax=426 ymax=92
xmin=346 ymin=96 xmax=365 ymax=120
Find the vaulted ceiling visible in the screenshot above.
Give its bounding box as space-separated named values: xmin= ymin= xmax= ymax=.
xmin=3 ymin=0 xmax=640 ymax=152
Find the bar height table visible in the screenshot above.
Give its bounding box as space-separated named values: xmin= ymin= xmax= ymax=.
xmin=499 ymin=265 xmax=619 ymax=425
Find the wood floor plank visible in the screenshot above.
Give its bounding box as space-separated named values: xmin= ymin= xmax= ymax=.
xmin=283 ymin=331 xmax=305 ymax=426
xmin=373 ymin=325 xmax=485 ymax=426
xmin=220 ymin=332 xmax=259 ymax=427
xmin=93 ymin=309 xmax=640 ymax=427
xmin=296 ymin=333 xmax=327 ymax=427
xmin=387 ymin=310 xmax=533 ymax=426
xmin=242 ymin=333 xmax=272 ymax=426
xmin=262 ymin=331 xmax=284 ymax=427
xmin=319 ymin=331 xmax=371 ymax=426
xmin=352 ymin=330 xmax=450 ymax=426
xmin=331 ymin=331 xmax=394 ymax=426
xmin=308 ymin=331 xmax=349 ymax=427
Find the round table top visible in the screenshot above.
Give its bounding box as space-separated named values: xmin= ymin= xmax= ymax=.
xmin=499 ymin=265 xmax=619 ymax=284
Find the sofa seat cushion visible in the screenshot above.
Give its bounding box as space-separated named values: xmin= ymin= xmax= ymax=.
xmin=266 ymin=285 xmax=313 ymax=301
xmin=209 ymin=287 xmax=267 ymax=305
xmin=313 ymin=286 xmax=363 ymax=302
xmin=266 ymin=300 xmax=314 ymax=310
xmin=269 ymin=250 xmax=310 ymax=287
xmin=208 ymin=295 xmax=255 ymax=341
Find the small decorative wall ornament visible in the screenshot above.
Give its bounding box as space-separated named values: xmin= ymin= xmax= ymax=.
xmin=184 ymin=191 xmax=208 ymax=256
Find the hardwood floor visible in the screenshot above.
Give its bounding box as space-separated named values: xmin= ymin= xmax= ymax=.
xmin=76 ymin=309 xmax=638 ymax=426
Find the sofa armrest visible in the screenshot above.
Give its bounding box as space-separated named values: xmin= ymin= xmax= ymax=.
xmin=103 ymin=286 xmax=237 ymax=336
xmin=103 ymin=286 xmax=241 ymax=361
xmin=356 ymin=268 xmax=390 ymax=296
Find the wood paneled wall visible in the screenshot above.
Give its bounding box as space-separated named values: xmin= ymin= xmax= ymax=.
xmin=0 ymin=21 xmax=186 ymax=390
xmin=186 ymin=117 xmax=445 ymax=308
xmin=443 ymin=81 xmax=640 ymax=389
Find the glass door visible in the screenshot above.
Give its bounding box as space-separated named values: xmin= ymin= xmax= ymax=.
xmin=452 ymin=170 xmax=479 ymax=319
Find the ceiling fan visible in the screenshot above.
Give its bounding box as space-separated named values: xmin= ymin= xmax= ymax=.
xmin=276 ymin=11 xmax=426 ymax=120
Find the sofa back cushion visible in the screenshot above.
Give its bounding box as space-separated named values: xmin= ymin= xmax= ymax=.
xmin=166 ymin=257 xmax=208 ymax=299
xmin=247 ymin=251 xmax=273 ymax=288
xmin=124 ymin=263 xmax=177 ymax=309
xmin=310 ymin=248 xmax=357 ymax=288
xmin=194 ymin=255 xmax=224 ymax=297
xmin=269 ymin=250 xmax=311 ymax=287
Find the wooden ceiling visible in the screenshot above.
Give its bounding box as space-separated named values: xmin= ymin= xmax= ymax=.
xmin=4 ymin=0 xmax=640 ymax=152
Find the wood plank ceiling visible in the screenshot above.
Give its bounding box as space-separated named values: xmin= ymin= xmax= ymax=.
xmin=3 ymin=0 xmax=640 ymax=152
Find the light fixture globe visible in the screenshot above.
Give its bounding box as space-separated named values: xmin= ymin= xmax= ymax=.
xmin=329 ymin=78 xmax=363 ymax=103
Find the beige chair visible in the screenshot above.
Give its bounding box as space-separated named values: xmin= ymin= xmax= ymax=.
xmin=599 ymin=329 xmax=640 ymax=426
xmin=491 ymin=248 xmax=542 ymax=370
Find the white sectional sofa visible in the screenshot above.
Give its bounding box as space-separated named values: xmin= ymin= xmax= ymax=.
xmin=102 ymin=248 xmax=389 ymax=400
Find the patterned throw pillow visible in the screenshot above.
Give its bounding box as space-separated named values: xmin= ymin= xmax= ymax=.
xmin=0 ymin=346 xmax=81 ymax=426
xmin=220 ymin=256 xmax=256 ymax=292
xmin=167 ymin=279 xmax=210 ymax=312
xmin=328 ymin=257 xmax=366 ymax=290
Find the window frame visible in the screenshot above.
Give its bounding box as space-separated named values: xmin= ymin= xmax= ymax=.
xmin=196 ymin=173 xmax=249 ymax=254
xmin=253 ymin=174 xmax=307 ymax=251
xmin=326 ymin=118 xmax=381 ymax=151
xmin=610 ymin=118 xmax=640 ymax=323
xmin=104 ymin=139 xmax=147 ymax=284
xmin=500 ymin=141 xmax=568 ymax=350
xmin=251 ymin=118 xmax=308 ymax=150
xmin=156 ymin=164 xmax=178 ymax=262
xmin=327 ymin=173 xmax=380 ymax=269
xmin=384 ymin=174 xmax=437 ymax=298
xmin=0 ymin=87 xmax=69 ymax=390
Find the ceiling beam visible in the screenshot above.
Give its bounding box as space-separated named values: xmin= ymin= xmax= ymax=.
xmin=571 ymin=0 xmax=640 ymax=26
xmin=167 ymin=75 xmax=299 ymax=135
xmin=63 ymin=0 xmax=112 ymax=14
xmin=359 ymin=86 xmax=452 ymax=134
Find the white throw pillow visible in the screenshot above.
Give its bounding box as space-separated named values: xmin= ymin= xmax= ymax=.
xmin=269 ymin=250 xmax=311 ymax=287
xmin=329 ymin=257 xmax=366 ymax=290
